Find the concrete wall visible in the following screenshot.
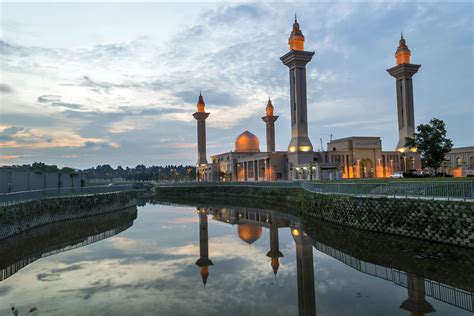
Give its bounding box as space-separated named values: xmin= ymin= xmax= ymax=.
xmin=0 ymin=169 xmax=86 ymax=193
xmin=29 ymin=173 xmax=44 ymax=191
xmin=0 ymin=170 xmax=9 ymax=193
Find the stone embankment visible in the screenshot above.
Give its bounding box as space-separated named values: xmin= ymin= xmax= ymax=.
xmin=0 ymin=191 xmax=136 ymax=240
xmin=156 ymin=185 xmax=474 ymax=248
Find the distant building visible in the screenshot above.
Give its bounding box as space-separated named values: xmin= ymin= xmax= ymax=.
xmin=441 ymin=146 xmax=474 ymax=177
xmin=192 ymin=19 xmax=469 ymax=180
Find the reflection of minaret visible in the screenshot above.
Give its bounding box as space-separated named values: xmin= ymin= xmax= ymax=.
xmin=266 ymin=223 xmax=284 ymax=276
xmin=193 ymin=93 xmax=210 ymax=181
xmin=261 ymin=98 xmax=279 ymax=153
xmin=400 ymin=274 xmax=435 ymax=316
xmin=387 ymin=34 xmax=421 ymax=151
xmin=292 ymin=227 xmax=316 ymax=316
xmin=280 ymin=17 xmax=315 ymax=166
xmin=196 ymin=208 xmax=213 ymax=286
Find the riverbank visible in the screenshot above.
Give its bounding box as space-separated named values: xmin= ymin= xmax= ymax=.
xmin=155 ymin=185 xmax=474 ymax=248
xmin=0 ymin=191 xmax=136 ymax=240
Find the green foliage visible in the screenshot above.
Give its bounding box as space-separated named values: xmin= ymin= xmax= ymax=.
xmin=405 ymin=118 xmax=453 ymax=171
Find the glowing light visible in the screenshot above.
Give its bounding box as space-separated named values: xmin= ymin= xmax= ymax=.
xmin=409 ymin=147 xmax=417 ymax=153
xmin=292 ymin=228 xmax=300 ymax=236
xmin=398 ymin=148 xmax=406 ymax=153
xmin=289 ymin=146 xmax=296 ymax=153
xmin=450 ymin=168 xmax=462 ymax=177
xmin=299 ymin=146 xmax=312 ymax=152
xmin=396 ymin=51 xmax=411 ymax=65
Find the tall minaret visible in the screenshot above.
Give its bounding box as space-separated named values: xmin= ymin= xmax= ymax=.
xmin=280 ymin=17 xmax=315 ymax=168
xmin=266 ymin=221 xmax=284 ymax=276
xmin=291 ymin=226 xmax=316 ymax=316
xmin=387 ymin=33 xmax=421 ymax=151
xmin=195 ymin=207 xmax=213 ymax=286
xmin=193 ymin=93 xmax=210 ymax=181
xmin=261 ymin=98 xmax=279 ymax=152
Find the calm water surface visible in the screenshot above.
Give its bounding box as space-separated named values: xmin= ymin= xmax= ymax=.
xmin=0 ymin=199 xmax=472 ymax=316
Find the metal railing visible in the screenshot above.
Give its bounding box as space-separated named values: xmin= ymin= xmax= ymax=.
xmin=314 ymin=241 xmax=473 ymax=312
xmin=0 ymin=185 xmax=134 ymax=206
xmin=158 ymin=180 xmax=474 ymax=201
xmin=299 ymin=181 xmax=474 ymax=201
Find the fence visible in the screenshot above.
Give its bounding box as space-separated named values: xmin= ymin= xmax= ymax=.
xmin=314 ymin=241 xmax=473 ymax=312
xmin=0 ymin=185 xmax=134 ymax=207
xmin=158 ymin=180 xmax=474 ymax=201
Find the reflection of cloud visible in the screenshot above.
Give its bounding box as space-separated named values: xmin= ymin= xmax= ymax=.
xmin=0 ymin=285 xmax=12 ymax=296
xmin=37 ymin=264 xmax=85 ymax=282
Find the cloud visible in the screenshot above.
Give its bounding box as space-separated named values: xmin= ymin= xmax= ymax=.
xmin=83 ymin=140 xmax=119 ymax=150
xmin=37 ymin=94 xmax=84 ymax=110
xmin=0 ymin=83 xmax=13 ymax=93
xmin=0 ymin=2 xmax=471 ymax=168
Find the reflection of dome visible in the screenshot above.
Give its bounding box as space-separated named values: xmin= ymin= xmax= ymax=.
xmin=238 ymin=223 xmax=263 ymax=244
xmin=235 ymin=131 xmax=260 ymax=153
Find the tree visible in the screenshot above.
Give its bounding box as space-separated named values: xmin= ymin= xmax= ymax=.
xmin=405 ymin=118 xmax=453 ymax=172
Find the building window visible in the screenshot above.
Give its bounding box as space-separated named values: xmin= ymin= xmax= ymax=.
xmin=455 ymin=157 xmax=462 ymax=168
xmin=470 ymin=156 xmax=474 ymax=168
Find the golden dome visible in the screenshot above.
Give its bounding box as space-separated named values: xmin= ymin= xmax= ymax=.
xmin=237 ymin=223 xmax=263 ymax=245
xmin=235 ymin=130 xmax=260 ymax=153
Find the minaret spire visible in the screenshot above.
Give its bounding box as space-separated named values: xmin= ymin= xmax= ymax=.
xmin=262 ymin=98 xmax=279 ymax=154
xmin=193 ymin=93 xmax=210 ymax=181
xmin=281 ymin=17 xmax=315 ymax=178
xmin=387 ymin=34 xmax=421 ymax=171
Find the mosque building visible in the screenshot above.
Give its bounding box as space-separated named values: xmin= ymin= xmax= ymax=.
xmin=193 ymin=18 xmax=425 ymax=181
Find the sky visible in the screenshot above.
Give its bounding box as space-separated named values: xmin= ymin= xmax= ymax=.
xmin=0 ymin=1 xmax=472 ymax=169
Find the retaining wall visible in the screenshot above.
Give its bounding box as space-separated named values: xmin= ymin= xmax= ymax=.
xmin=0 ymin=191 xmax=136 ymax=240
xmin=156 ymin=185 xmax=474 ymax=248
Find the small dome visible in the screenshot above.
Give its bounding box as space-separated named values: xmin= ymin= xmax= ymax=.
xmin=235 ymin=130 xmax=260 ymax=153
xmin=238 ymin=224 xmax=263 ymax=245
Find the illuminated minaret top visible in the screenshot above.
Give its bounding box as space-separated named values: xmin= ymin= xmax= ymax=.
xmin=197 ymin=92 xmax=206 ymax=113
xmin=395 ymin=32 xmax=411 ymax=65
xmin=289 ymin=15 xmax=305 ymax=51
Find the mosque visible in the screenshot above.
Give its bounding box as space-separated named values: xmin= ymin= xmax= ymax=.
xmin=193 ymin=18 xmax=422 ymax=181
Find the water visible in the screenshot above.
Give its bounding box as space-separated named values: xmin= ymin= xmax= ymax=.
xmin=0 ymin=199 xmax=472 ymax=316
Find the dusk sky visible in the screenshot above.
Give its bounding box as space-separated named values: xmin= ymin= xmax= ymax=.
xmin=0 ymin=1 xmax=472 ymax=169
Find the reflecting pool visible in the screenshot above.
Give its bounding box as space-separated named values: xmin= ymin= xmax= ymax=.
xmin=0 ymin=200 xmax=473 ymax=316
